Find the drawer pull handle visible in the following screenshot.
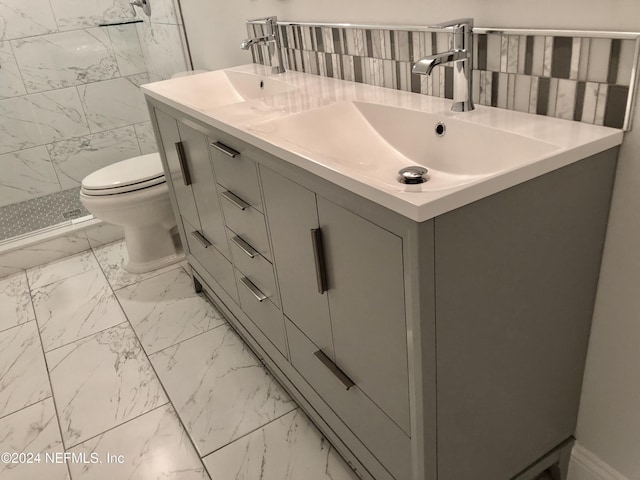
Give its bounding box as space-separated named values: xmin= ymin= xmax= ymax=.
xmin=221 ymin=190 xmax=250 ymax=211
xmin=231 ymin=235 xmax=258 ymax=258
xmin=240 ymin=276 xmax=267 ymax=302
xmin=175 ymin=141 xmax=192 ymax=186
xmin=191 ymin=231 xmax=212 ymax=248
xmin=310 ymin=228 xmax=328 ymax=294
xmin=210 ymin=141 xmax=240 ymax=158
xmin=314 ymin=350 xmax=355 ymax=390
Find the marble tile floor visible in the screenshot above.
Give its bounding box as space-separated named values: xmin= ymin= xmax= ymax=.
xmin=0 ymin=239 xmax=360 ymax=480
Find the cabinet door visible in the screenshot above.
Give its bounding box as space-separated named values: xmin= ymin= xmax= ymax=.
xmin=154 ymin=109 xmax=199 ymax=230
xmin=175 ymin=123 xmax=229 ymax=258
xmin=260 ymin=167 xmax=334 ymax=358
xmin=318 ymin=196 xmax=410 ymax=434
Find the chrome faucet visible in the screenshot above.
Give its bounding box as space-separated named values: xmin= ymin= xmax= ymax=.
xmin=241 ymin=16 xmax=286 ymax=74
xmin=413 ymin=18 xmax=475 ymax=112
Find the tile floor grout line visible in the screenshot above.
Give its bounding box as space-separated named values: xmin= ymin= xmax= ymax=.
xmin=62 ymin=401 xmax=172 ymax=451
xmin=27 ymin=252 xmax=101 ymax=292
xmin=143 ymin=321 xmax=228 ymax=357
xmin=0 ymin=319 xmax=32 ymax=336
xmin=199 ymin=405 xmax=300 ymax=460
xmin=42 ymin=320 xmax=129 ymax=355
xmin=0 ymin=394 xmax=53 ymax=422
xmin=92 ymin=249 xmax=213 ymax=480
xmin=25 ymin=272 xmax=74 ymax=480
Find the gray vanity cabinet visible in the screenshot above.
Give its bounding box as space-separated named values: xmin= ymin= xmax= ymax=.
xmin=155 ymin=110 xmax=230 ymax=260
xmin=154 ymin=109 xmax=199 ymax=230
xmin=259 ymin=167 xmax=334 ymax=357
xmin=260 ymin=166 xmax=411 ymax=471
xmin=147 ymin=97 xmax=614 ymax=480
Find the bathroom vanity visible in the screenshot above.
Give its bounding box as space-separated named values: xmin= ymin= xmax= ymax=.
xmin=143 ymin=64 xmax=622 ymax=480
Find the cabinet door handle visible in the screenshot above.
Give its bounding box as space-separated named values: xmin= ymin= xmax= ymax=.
xmin=221 ymin=190 xmax=250 ymax=211
xmin=210 ymin=141 xmax=240 ymax=158
xmin=314 ymin=350 xmax=355 ymax=390
xmin=175 ymin=141 xmax=192 ymax=186
xmin=231 ymin=235 xmax=258 ymax=258
xmin=240 ymin=276 xmax=267 ymax=302
xmin=310 ymin=228 xmax=328 ymax=294
xmin=191 ymin=230 xmax=211 ymax=248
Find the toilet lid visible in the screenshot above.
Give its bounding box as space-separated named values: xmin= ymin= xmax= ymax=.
xmin=82 ymin=153 xmax=165 ymax=193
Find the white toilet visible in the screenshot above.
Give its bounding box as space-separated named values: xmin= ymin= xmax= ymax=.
xmin=80 ymin=153 xmax=182 ymax=273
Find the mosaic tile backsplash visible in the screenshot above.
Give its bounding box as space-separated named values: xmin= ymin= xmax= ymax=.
xmin=247 ymin=22 xmax=639 ymax=129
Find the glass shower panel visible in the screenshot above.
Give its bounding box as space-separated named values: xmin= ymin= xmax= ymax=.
xmin=0 ymin=0 xmax=190 ymax=243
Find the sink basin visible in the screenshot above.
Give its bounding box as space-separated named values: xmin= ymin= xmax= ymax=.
xmin=154 ymin=70 xmax=298 ymax=111
xmin=249 ymin=101 xmax=562 ymax=191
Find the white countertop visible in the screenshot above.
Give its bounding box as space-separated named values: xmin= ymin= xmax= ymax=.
xmin=142 ymin=64 xmax=624 ymax=222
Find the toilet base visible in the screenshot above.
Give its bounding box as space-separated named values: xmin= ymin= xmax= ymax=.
xmin=125 ymin=251 xmax=184 ymax=274
xmin=122 ymin=224 xmax=183 ymax=274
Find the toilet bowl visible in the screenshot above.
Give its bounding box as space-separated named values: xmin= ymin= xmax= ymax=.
xmin=80 ymin=153 xmax=182 ymax=273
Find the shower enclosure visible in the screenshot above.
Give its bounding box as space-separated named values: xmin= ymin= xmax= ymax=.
xmin=0 ymin=0 xmax=191 ymax=244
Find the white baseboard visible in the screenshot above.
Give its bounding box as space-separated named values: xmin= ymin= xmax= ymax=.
xmin=569 ymin=444 xmax=629 ymax=480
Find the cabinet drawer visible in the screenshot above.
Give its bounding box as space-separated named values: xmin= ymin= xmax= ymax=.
xmin=220 ymin=190 xmax=271 ymax=261
xmin=209 ymin=138 xmax=263 ymax=212
xmin=228 ymin=229 xmax=279 ymax=307
xmin=236 ymin=270 xmax=287 ymax=358
xmin=286 ymin=318 xmax=411 ymax=480
xmin=183 ymin=219 xmax=238 ymax=303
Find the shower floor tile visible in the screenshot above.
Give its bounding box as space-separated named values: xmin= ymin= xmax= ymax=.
xmin=0 ymin=187 xmax=89 ymax=242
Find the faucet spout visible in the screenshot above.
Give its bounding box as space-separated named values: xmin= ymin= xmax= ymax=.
xmin=241 ymin=16 xmax=286 ymax=74
xmin=411 ymin=17 xmax=475 ymax=112
xmin=412 ymin=51 xmax=466 ymax=76
xmin=240 ymin=35 xmax=273 ymax=50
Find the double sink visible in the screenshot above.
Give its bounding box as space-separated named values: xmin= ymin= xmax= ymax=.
xmin=143 ymin=64 xmax=623 ymax=221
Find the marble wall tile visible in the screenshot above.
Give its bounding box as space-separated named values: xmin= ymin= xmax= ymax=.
xmin=33 ymin=267 xmax=128 ymax=351
xmin=149 ymin=0 xmax=178 ymax=24
xmin=49 ymin=0 xmax=132 ymax=31
xmin=46 ymin=323 xmax=168 ymax=448
xmin=29 ymin=87 xmax=91 ymax=142
xmin=581 ymin=81 xmax=600 ymax=124
xmin=11 ymin=30 xmax=119 ymax=93
xmin=0 ymin=0 xmax=57 ymax=41
xmin=69 ymin=404 xmax=208 ymax=480
xmin=0 ymin=272 xmax=35 ymax=333
xmin=137 ymin=22 xmax=188 ymax=82
xmin=0 ymin=399 xmax=67 ymax=480
xmin=594 ymin=84 xmax=608 ymax=126
xmin=555 ymin=79 xmax=577 ymax=120
xmin=0 ymin=321 xmax=51 ymax=418
xmin=0 ymin=96 xmax=45 ymax=155
xmin=134 ymin=121 xmax=158 ymax=154
xmin=48 ymin=126 xmax=141 ymax=189
xmin=106 ymin=24 xmax=146 ymax=76
xmin=0 ymin=232 xmax=90 ymax=273
xmin=78 ymin=77 xmax=149 ymax=133
xmin=0 ymin=146 xmax=60 ymax=207
xmin=150 ymin=325 xmax=296 ymax=456
xmin=116 ymin=268 xmax=225 ymax=354
xmin=27 ymin=250 xmax=98 ymax=290
xmin=0 ymin=42 xmax=27 ymax=99
xmin=203 ymin=409 xmax=359 ymax=480
xmin=587 ymin=38 xmax=612 ymax=83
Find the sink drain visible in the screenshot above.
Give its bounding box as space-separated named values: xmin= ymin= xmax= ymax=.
xmin=398 ymin=166 xmax=429 ymax=184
